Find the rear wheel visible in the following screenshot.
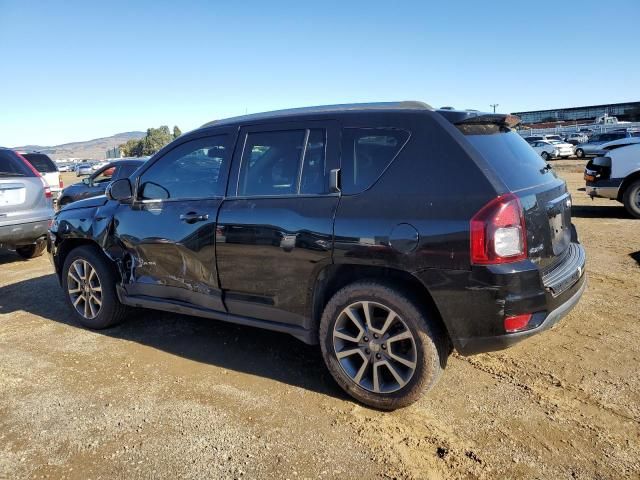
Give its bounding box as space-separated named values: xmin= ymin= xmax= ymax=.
xmin=622 ymin=179 xmax=640 ymax=219
xmin=61 ymin=245 xmax=130 ymax=329
xmin=15 ymin=239 xmax=46 ymax=259
xmin=576 ymin=148 xmax=585 ymax=158
xmin=319 ymin=282 xmax=448 ymax=410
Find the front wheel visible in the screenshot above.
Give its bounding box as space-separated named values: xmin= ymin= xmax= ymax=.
xmin=623 ymin=180 xmax=640 ymax=219
xmin=541 ymin=151 xmax=550 ymax=161
xmin=61 ymin=245 xmax=130 ymax=329
xmin=576 ymin=148 xmax=585 ymax=158
xmin=319 ymin=282 xmax=448 ymax=410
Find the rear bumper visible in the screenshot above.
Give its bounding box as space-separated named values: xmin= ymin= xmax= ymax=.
xmin=586 ymin=178 xmax=622 ymax=200
xmin=0 ymin=219 xmax=49 ymax=247
xmin=454 ymin=272 xmax=586 ymax=355
xmin=415 ymin=242 xmax=587 ymax=356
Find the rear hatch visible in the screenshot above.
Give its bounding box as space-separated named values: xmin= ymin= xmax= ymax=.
xmin=21 ymin=153 xmax=61 ymax=191
xmin=0 ymin=150 xmax=50 ymax=225
xmin=451 ymin=113 xmax=572 ymax=271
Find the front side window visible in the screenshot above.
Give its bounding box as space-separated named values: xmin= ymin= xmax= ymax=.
xmin=93 ymin=166 xmax=115 ymax=184
xmin=238 ymin=129 xmax=327 ymax=196
xmin=341 ymin=128 xmax=410 ymax=194
xmin=139 ymin=135 xmax=229 ymax=200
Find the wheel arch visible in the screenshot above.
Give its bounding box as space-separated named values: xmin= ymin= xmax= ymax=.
xmin=55 ymin=238 xmax=117 ymax=281
xmin=617 ymin=170 xmax=640 ymax=202
xmin=309 ymin=263 xmax=452 ymax=346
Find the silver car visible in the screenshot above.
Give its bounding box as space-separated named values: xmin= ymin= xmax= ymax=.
xmin=0 ymin=148 xmax=54 ymax=258
xmin=575 ymin=132 xmax=631 ymax=158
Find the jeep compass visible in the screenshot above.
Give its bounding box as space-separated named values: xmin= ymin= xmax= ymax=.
xmin=48 ymin=102 xmax=586 ymax=409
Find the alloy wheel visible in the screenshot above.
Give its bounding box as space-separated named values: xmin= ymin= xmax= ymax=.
xmin=332 ymin=301 xmax=417 ymax=394
xmin=67 ymin=259 xmax=103 ymax=319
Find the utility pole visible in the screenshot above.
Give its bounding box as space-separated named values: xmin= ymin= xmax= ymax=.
xmin=490 ymin=103 xmax=499 ymax=113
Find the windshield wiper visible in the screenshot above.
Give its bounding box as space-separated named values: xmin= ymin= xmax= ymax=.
xmin=0 ymin=171 xmax=25 ymax=176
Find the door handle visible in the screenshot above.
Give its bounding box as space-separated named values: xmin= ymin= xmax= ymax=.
xmin=180 ymin=212 xmax=209 ymax=223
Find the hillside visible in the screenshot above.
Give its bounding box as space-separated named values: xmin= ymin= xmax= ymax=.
xmin=14 ymin=131 xmax=145 ymax=160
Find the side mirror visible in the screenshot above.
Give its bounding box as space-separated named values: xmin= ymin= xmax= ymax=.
xmin=106 ymin=178 xmax=133 ymax=202
xmin=82 ymin=177 xmax=91 ymax=185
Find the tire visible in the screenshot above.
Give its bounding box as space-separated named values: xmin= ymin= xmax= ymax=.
xmin=541 ymin=151 xmax=550 ymax=161
xmin=61 ymin=245 xmax=130 ymax=329
xmin=15 ymin=239 xmax=46 ymax=259
xmin=576 ymin=148 xmax=585 ymax=159
xmin=319 ymin=281 xmax=448 ymax=410
xmin=622 ymin=179 xmax=640 ymax=219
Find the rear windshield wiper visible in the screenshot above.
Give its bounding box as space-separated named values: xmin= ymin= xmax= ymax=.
xmin=0 ymin=171 xmax=25 ymax=176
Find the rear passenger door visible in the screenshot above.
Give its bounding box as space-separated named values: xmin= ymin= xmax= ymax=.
xmin=216 ymin=121 xmax=339 ymax=327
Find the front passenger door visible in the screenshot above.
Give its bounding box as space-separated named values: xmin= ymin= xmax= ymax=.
xmin=113 ymin=132 xmax=233 ymax=311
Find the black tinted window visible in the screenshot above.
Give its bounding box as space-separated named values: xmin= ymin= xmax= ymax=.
xmin=117 ymin=164 xmax=141 ymax=179
xmin=341 ymin=128 xmax=409 ymax=194
xmin=238 ymin=130 xmax=305 ymax=196
xmin=300 ymin=129 xmax=326 ymax=194
xmin=463 ymin=130 xmax=556 ymax=191
xmin=140 ymin=136 xmax=229 ymax=200
xmin=0 ymin=150 xmax=32 ymax=176
xmin=22 ymin=153 xmax=57 ymax=173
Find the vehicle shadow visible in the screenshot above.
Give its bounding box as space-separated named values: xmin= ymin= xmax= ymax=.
xmin=0 ymin=273 xmax=345 ymax=401
xmin=571 ymin=204 xmax=630 ymax=219
xmin=630 ymin=251 xmax=640 ymax=267
xmin=0 ymin=250 xmax=28 ymax=265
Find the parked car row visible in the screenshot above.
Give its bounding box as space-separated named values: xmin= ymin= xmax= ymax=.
xmin=1 ymin=148 xmax=148 ymax=258
xmin=524 ymin=136 xmax=576 ymax=160
xmin=0 ymin=148 xmax=54 ymax=258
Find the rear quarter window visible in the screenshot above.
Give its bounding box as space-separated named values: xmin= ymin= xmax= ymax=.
xmin=341 ymin=128 xmax=410 ymax=194
xmin=22 ymin=153 xmax=58 ymax=173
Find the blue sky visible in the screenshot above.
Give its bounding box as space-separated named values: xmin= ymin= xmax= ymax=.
xmin=1 ymin=0 xmax=639 ymax=146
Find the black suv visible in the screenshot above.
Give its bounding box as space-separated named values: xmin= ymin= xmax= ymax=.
xmin=48 ymin=102 xmax=586 ymax=409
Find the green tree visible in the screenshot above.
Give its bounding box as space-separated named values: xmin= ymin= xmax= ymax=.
xmin=119 ymin=125 xmax=179 ymax=157
xmin=173 ymin=126 xmax=182 ymax=139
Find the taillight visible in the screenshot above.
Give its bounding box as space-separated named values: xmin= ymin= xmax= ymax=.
xmin=59 ymin=175 xmax=64 ymax=189
xmin=40 ymin=177 xmax=52 ymax=199
xmin=470 ymin=193 xmax=527 ymax=264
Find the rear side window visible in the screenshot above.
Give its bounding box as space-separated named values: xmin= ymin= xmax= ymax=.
xmin=22 ymin=153 xmax=57 ymax=173
xmin=237 ymin=128 xmax=327 ymax=196
xmin=463 ymin=129 xmax=556 ymax=191
xmin=0 ymin=150 xmax=34 ymax=177
xmin=341 ymin=128 xmax=410 ymax=194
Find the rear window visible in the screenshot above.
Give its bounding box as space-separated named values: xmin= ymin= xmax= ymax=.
xmin=341 ymin=128 xmax=410 ymax=194
xmin=22 ymin=153 xmax=58 ymax=173
xmin=0 ymin=150 xmax=34 ymax=177
xmin=462 ymin=128 xmax=556 ymax=191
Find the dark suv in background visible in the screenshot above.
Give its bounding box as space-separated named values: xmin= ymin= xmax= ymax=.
xmin=58 ymin=158 xmax=145 ymax=208
xmin=48 ymin=102 xmax=586 ymax=409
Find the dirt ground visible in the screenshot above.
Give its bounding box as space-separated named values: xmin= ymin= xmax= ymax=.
xmin=1 ymin=165 xmax=639 ymax=479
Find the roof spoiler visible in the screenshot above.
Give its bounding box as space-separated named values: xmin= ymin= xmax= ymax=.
xmin=456 ymin=113 xmax=521 ymax=128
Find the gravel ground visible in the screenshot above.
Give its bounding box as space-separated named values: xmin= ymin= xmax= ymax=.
xmin=1 ymin=165 xmax=638 ymax=479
